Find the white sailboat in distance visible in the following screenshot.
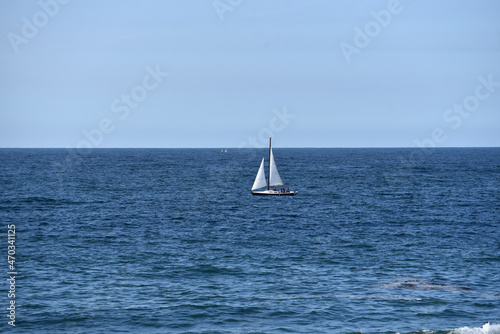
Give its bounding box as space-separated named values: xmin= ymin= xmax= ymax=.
xmin=251 ymin=138 xmax=297 ymax=196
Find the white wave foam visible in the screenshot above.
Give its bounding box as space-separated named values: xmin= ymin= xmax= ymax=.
xmin=452 ymin=323 xmax=500 ymax=334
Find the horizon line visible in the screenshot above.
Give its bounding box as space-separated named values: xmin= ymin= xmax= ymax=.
xmin=1 ymin=146 xmax=499 ymax=149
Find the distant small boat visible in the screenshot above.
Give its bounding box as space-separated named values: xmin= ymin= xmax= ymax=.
xmin=251 ymin=138 xmax=297 ymax=196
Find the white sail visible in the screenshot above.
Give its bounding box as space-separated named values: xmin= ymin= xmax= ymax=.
xmin=251 ymin=158 xmax=267 ymax=190
xmin=269 ymin=148 xmax=284 ymax=187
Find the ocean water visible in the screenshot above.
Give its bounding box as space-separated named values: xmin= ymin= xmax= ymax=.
xmin=1 ymin=147 xmax=499 ymax=333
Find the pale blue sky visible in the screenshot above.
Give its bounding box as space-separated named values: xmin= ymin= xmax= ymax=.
xmin=1 ymin=0 xmax=499 ymax=148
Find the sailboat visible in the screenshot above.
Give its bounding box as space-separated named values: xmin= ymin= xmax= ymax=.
xmin=251 ymin=138 xmax=297 ymax=196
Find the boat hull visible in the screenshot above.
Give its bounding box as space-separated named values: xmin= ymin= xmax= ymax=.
xmin=251 ymin=190 xmax=297 ymax=196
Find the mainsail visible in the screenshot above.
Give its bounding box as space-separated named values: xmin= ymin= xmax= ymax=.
xmin=269 ymin=148 xmax=284 ymax=187
xmin=251 ymin=158 xmax=267 ymax=190
xmin=250 ymin=137 xmax=297 ymax=196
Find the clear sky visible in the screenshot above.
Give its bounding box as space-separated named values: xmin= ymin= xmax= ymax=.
xmin=1 ymin=0 xmax=499 ymax=148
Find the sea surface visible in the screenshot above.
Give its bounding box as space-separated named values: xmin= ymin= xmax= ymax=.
xmin=1 ymin=148 xmax=499 ymax=333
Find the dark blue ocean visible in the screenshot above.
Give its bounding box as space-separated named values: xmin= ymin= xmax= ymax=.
xmin=1 ymin=148 xmax=499 ymax=333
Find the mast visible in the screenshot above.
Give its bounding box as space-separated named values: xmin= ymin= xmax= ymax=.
xmin=268 ymin=137 xmax=271 ymax=190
